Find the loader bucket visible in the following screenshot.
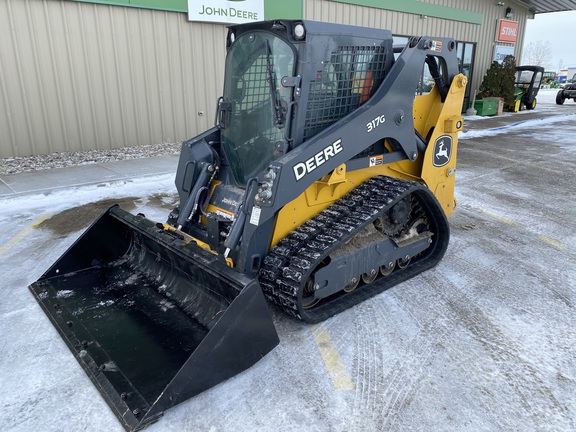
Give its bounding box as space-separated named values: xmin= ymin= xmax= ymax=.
xmin=29 ymin=206 xmax=279 ymax=431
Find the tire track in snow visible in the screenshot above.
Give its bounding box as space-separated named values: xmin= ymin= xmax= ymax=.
xmin=430 ymin=263 xmax=573 ymax=431
xmin=349 ymin=301 xmax=384 ymax=428
xmin=347 ymin=285 xmax=452 ymax=431
xmin=373 ymin=287 xmax=453 ymax=431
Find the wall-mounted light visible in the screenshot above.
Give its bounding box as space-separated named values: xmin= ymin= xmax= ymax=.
xmin=420 ymin=15 xmax=428 ymax=20
xmin=505 ymin=7 xmax=514 ymax=18
xmin=496 ymin=1 xmax=505 ymax=6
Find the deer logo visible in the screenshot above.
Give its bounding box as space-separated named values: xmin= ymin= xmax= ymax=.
xmin=433 ymin=136 xmax=452 ymax=167
xmin=436 ymin=142 xmax=449 ymax=160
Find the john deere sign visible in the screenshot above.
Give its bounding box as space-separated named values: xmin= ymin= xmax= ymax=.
xmin=188 ymin=0 xmax=264 ymax=24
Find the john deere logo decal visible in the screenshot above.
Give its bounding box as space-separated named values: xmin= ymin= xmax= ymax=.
xmin=433 ymin=135 xmax=452 ymax=167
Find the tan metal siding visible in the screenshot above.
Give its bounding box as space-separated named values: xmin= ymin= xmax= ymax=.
xmin=0 ymin=0 xmax=227 ymax=158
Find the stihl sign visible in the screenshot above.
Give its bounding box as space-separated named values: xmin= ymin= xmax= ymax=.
xmin=497 ymin=19 xmax=518 ymax=43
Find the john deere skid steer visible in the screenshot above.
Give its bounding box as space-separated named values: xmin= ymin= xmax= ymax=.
xmin=29 ymin=20 xmax=466 ymax=431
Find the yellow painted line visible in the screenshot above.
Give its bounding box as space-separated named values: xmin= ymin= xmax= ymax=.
xmin=478 ymin=208 xmax=566 ymax=250
xmin=311 ymin=324 xmax=355 ymax=390
xmin=538 ymin=235 xmax=566 ymax=250
xmin=478 ymin=208 xmax=519 ymax=227
xmin=0 ymin=212 xmax=53 ymax=256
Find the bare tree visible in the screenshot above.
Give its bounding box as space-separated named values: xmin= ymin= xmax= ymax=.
xmin=522 ymin=41 xmax=553 ymax=68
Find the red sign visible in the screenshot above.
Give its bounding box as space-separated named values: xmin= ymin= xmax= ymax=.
xmin=497 ymin=19 xmax=518 ymax=43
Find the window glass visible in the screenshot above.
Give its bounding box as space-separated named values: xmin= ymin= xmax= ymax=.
xmin=220 ymin=32 xmax=295 ymax=186
xmin=462 ymin=43 xmax=474 ymax=79
xmin=533 ymin=72 xmax=542 ymax=88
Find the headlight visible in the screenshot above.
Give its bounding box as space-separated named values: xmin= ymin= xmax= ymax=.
xmin=293 ymin=23 xmax=305 ymax=40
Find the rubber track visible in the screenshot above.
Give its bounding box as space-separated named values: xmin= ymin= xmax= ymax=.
xmin=258 ymin=175 xmax=450 ymax=324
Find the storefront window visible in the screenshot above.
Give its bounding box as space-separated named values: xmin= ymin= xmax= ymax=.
xmin=457 ymin=41 xmax=476 ymax=110
xmin=365 ymin=35 xmax=475 ymax=111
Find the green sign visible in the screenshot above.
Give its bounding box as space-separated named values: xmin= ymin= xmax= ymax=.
xmin=188 ymin=0 xmax=264 ymax=24
xmin=70 ymin=0 xmax=303 ymax=19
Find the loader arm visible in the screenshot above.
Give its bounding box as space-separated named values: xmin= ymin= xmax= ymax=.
xmin=233 ymin=34 xmax=466 ymax=274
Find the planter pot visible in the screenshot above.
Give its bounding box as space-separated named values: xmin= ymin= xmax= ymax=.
xmin=471 ymin=98 xmax=498 ymax=116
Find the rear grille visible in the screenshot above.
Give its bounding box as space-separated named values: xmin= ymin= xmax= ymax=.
xmin=303 ymin=45 xmax=389 ymax=141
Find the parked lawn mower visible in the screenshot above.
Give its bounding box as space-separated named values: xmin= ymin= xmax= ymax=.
xmin=514 ymin=66 xmax=544 ymax=110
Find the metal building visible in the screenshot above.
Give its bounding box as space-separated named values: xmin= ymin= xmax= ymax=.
xmin=0 ymin=0 xmax=574 ymax=158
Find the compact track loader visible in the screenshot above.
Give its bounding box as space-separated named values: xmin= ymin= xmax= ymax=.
xmin=30 ymin=20 xmax=466 ymax=431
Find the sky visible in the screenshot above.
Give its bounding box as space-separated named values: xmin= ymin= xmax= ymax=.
xmin=523 ymin=10 xmax=576 ymax=71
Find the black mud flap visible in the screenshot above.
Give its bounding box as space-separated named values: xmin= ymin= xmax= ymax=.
xmin=29 ymin=206 xmax=279 ymax=431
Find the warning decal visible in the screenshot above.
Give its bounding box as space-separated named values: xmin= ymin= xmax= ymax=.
xmin=430 ymin=40 xmax=443 ymax=52
xmin=369 ymin=155 xmax=384 ymax=167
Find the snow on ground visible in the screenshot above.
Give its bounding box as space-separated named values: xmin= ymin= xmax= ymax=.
xmin=0 ymin=174 xmax=176 ymax=224
xmin=460 ymin=113 xmax=576 ymax=139
xmin=460 ymin=88 xmax=576 ymax=139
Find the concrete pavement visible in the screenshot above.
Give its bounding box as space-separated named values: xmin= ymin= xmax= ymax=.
xmin=0 ymin=154 xmax=178 ymax=197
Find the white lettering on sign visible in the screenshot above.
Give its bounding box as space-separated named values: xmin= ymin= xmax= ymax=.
xmin=501 ymin=27 xmax=517 ymax=36
xmin=494 ymin=45 xmax=515 ymax=63
xmin=293 ymin=139 xmax=344 ymax=181
xmin=199 ymin=6 xmax=258 ymax=20
xmin=188 ymin=0 xmax=264 ymax=24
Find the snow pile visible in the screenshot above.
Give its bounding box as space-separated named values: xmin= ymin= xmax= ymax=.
xmin=0 ymin=174 xmax=176 ymax=223
xmin=460 ymin=113 xmax=576 ymax=139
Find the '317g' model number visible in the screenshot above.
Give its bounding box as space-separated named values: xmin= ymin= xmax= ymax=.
xmin=366 ymin=114 xmax=386 ymax=133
